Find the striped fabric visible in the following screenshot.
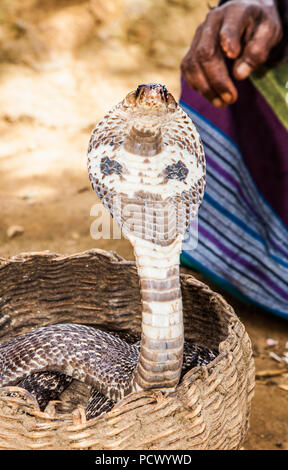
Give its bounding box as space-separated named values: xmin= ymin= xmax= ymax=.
xmin=179 ymin=75 xmax=288 ymax=319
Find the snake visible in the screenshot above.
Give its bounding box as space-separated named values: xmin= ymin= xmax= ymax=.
xmin=0 ymin=84 xmax=216 ymax=418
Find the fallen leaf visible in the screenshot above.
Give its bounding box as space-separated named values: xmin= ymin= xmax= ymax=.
xmin=6 ymin=225 xmax=24 ymax=239
xmin=256 ymin=369 xmax=287 ymax=378
xmin=269 ymin=351 xmax=283 ymax=363
xmin=278 ymin=384 xmax=288 ymax=391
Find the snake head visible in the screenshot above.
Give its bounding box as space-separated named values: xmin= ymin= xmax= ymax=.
xmin=124 ymin=84 xmax=177 ymax=113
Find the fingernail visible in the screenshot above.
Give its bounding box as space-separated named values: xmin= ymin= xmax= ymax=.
xmin=221 ymin=92 xmax=233 ymax=103
xmin=236 ymin=62 xmax=252 ymax=79
xmin=212 ymin=97 xmax=225 ymax=108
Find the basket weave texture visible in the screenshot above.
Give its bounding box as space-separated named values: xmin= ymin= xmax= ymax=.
xmin=0 ymin=249 xmax=255 ymax=450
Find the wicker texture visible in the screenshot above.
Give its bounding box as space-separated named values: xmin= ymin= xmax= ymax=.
xmin=0 ymin=250 xmax=255 ymax=450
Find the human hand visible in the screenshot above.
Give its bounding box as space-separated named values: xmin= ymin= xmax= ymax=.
xmin=181 ymin=0 xmax=283 ymax=107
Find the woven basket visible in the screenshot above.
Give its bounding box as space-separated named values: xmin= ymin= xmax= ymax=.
xmin=0 ymin=249 xmax=254 ymax=450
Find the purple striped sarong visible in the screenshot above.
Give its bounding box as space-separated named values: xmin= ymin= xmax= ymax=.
xmin=180 ymin=73 xmax=288 ymax=319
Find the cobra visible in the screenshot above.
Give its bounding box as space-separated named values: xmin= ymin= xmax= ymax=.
xmin=0 ymin=84 xmax=212 ymax=415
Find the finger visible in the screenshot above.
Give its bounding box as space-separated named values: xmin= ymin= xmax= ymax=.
xmin=233 ymin=19 xmax=280 ymax=80
xmin=219 ymin=7 xmax=251 ymax=59
xmin=195 ymin=13 xmax=238 ymax=104
xmin=200 ymin=52 xmax=238 ymax=104
xmin=181 ymin=23 xmax=224 ymax=105
xmin=181 ymin=54 xmax=223 ymax=105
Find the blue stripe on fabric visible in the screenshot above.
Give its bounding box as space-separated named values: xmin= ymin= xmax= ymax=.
xmin=181 ymin=101 xmax=288 ymax=250
xmin=182 ymin=105 xmax=288 ymax=249
xmin=204 ymin=180 xmax=288 ymax=269
xmin=180 ymin=252 xmax=288 ymax=320
xmin=180 ymin=100 xmax=240 ymax=153
xmin=198 ymin=237 xmax=282 ymax=302
xmin=204 ymin=192 xmax=288 ymax=270
xmin=184 ymin=211 xmax=288 ymax=311
xmin=180 ymin=100 xmax=288 ymax=236
xmin=182 ymin=106 xmax=288 ymax=260
xmin=204 ymin=144 xmax=288 ymax=255
xmin=204 ymin=193 xmax=263 ymax=242
xmin=200 ymin=213 xmax=288 ymax=288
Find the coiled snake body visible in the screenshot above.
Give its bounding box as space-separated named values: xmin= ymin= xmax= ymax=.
xmin=0 ymin=84 xmax=216 ymax=418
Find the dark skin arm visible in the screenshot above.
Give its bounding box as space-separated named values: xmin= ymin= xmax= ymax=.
xmin=181 ymin=0 xmax=283 ymax=107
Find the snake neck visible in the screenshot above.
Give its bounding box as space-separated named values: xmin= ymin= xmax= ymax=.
xmin=126 ymin=234 xmax=184 ymax=394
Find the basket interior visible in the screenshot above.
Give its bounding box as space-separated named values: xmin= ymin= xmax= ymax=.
xmin=0 ymin=250 xmax=229 ymax=353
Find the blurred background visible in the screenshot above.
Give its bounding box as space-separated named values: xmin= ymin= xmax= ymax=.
xmin=1 ymin=0 xmax=288 ymax=450
xmin=0 ymin=0 xmax=210 ymax=258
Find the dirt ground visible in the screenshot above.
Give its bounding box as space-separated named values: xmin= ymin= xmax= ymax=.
xmin=0 ymin=0 xmax=288 ymax=451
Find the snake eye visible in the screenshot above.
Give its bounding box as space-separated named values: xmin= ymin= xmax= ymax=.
xmin=136 ymin=86 xmax=142 ymax=98
xmin=163 ymin=86 xmax=168 ymax=101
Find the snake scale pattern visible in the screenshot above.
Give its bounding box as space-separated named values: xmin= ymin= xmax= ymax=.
xmin=0 ymin=84 xmax=217 ymax=419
